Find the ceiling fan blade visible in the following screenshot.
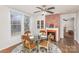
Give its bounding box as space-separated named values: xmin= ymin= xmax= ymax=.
xmin=36 ymin=7 xmax=43 ymax=10
xmin=34 ymin=11 xmax=41 ymax=13
xmin=46 ymin=11 xmax=54 ymax=13
xmin=47 ymin=7 xmax=55 ymax=10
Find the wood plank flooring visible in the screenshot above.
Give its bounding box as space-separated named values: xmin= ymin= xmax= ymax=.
xmin=0 ymin=42 xmax=22 ymax=53
xmin=0 ymin=36 xmax=79 ymax=53
xmin=58 ymin=39 xmax=79 ymax=53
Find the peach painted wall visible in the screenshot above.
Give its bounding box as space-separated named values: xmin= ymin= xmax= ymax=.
xmin=45 ymin=14 xmax=60 ymax=27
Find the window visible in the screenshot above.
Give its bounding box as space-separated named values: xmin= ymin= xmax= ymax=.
xmin=41 ymin=20 xmax=44 ymax=29
xmin=37 ymin=20 xmax=40 ymax=29
xmin=24 ymin=15 xmax=30 ymax=32
xmin=11 ymin=11 xmax=22 ymax=36
xmin=37 ymin=20 xmax=44 ymax=29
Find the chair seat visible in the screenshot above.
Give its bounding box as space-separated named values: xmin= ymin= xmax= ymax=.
xmin=30 ymin=43 xmax=36 ymax=49
xmin=39 ymin=40 xmax=48 ymax=47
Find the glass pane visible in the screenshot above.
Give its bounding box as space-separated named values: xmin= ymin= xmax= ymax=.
xmin=11 ymin=25 xmax=21 ymax=36
xmin=41 ymin=20 xmax=44 ymax=29
xmin=37 ymin=20 xmax=40 ymax=29
xmin=11 ymin=12 xmax=22 ymax=25
xmin=24 ymin=16 xmax=29 ymax=32
xmin=11 ymin=11 xmax=22 ymax=36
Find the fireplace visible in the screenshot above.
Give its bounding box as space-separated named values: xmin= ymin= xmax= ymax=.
xmin=47 ymin=31 xmax=56 ymax=42
xmin=46 ymin=28 xmax=59 ymax=42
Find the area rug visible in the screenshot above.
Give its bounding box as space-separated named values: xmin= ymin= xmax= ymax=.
xmin=11 ymin=43 xmax=61 ymax=53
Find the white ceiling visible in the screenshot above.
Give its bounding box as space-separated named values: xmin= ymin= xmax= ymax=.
xmin=6 ymin=5 xmax=79 ymax=15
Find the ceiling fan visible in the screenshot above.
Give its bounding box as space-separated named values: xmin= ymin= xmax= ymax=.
xmin=34 ymin=5 xmax=55 ymax=14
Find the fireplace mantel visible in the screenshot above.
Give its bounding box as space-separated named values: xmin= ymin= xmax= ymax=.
xmin=46 ymin=28 xmax=58 ymax=31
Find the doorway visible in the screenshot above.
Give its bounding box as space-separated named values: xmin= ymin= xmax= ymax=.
xmin=63 ymin=17 xmax=74 ymax=45
xmin=64 ymin=17 xmax=74 ymax=37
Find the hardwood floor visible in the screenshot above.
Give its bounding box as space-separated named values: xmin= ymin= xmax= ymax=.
xmin=0 ymin=42 xmax=22 ymax=53
xmin=0 ymin=36 xmax=79 ymax=53
xmin=58 ymin=39 xmax=79 ymax=53
xmin=58 ymin=31 xmax=79 ymax=53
